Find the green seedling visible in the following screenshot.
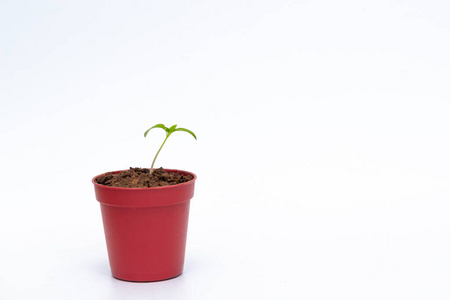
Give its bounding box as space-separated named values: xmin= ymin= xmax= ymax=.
xmin=144 ymin=124 xmax=197 ymax=175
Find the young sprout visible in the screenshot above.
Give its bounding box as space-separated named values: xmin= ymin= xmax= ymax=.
xmin=144 ymin=124 xmax=197 ymax=175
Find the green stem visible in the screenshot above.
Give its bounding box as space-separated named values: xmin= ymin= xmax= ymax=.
xmin=150 ymin=133 xmax=170 ymax=175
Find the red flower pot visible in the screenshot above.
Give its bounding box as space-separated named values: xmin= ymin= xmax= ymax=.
xmin=92 ymin=169 xmax=196 ymax=282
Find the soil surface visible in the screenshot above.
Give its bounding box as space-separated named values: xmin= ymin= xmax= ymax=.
xmin=95 ymin=167 xmax=193 ymax=188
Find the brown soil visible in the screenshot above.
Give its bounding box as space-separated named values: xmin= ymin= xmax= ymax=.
xmin=95 ymin=167 xmax=193 ymax=188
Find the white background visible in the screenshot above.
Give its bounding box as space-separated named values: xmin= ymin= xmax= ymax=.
xmin=1 ymin=1 xmax=449 ymax=299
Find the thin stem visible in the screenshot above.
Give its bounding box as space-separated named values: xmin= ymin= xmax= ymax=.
xmin=150 ymin=133 xmax=170 ymax=175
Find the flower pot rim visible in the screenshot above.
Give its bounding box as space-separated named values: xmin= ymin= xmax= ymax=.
xmin=92 ymin=168 xmax=197 ymax=191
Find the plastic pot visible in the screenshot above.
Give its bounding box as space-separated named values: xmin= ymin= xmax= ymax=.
xmin=92 ymin=169 xmax=196 ymax=282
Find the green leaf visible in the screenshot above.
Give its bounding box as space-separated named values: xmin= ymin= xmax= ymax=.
xmin=168 ymin=124 xmax=178 ymax=134
xmin=174 ymin=127 xmax=197 ymax=140
xmin=144 ymin=124 xmax=167 ymax=137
